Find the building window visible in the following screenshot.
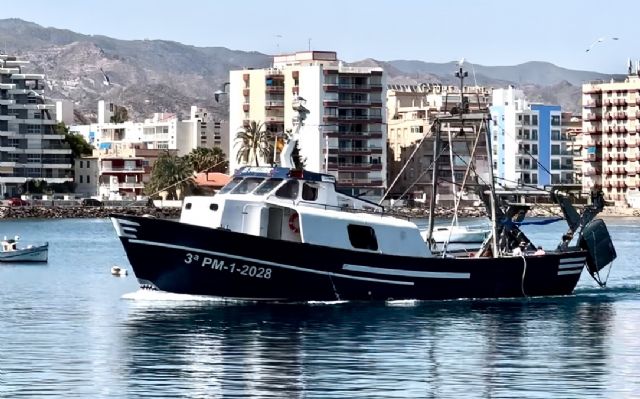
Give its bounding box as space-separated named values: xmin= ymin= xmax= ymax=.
xmin=79 ymin=160 xmax=83 ymax=168
xmin=347 ymin=224 xmax=378 ymax=251
xmin=79 ymin=175 xmax=83 ymax=183
xmin=26 ymin=125 xmax=41 ymax=134
xmin=532 ymin=115 xmax=538 ymax=125
xmin=551 ymin=115 xmax=560 ymax=126
xmin=87 ymin=176 xmax=90 ymax=184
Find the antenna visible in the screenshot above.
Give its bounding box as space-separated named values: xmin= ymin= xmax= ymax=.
xmin=308 ymin=38 xmax=311 ymax=51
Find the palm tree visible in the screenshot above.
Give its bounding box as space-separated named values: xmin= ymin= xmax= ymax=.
xmin=145 ymin=151 xmax=194 ymax=200
xmin=187 ymin=147 xmax=228 ymax=174
xmin=234 ymin=121 xmax=273 ymax=166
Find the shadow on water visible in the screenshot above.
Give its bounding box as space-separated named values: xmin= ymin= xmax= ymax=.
xmin=120 ymin=292 xmax=620 ymax=399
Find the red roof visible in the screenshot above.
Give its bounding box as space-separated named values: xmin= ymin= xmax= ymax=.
xmin=194 ymin=172 xmax=231 ymax=188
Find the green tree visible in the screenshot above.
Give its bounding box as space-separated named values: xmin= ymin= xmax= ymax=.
xmin=187 ymin=147 xmax=228 ymax=174
xmin=234 ymin=121 xmax=273 ymax=166
xmin=145 ymin=151 xmax=194 ymax=200
xmin=55 ymin=123 xmax=93 ymax=160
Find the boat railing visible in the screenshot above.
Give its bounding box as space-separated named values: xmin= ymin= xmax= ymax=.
xmin=290 ymin=199 xmax=416 ymax=221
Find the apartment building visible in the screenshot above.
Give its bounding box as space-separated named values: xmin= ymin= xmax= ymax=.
xmin=385 ymin=83 xmax=491 ymax=202
xmin=582 ymin=66 xmax=640 ymax=206
xmin=71 ymin=102 xmax=228 ymax=157
xmin=0 ymin=54 xmax=73 ymax=197
xmin=490 ymin=87 xmax=574 ymax=188
xmin=229 ymin=51 xmax=386 ymax=200
xmin=74 ymin=145 xmax=174 ymax=199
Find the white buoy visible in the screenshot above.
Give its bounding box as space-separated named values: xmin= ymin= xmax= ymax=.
xmin=111 ymin=266 xmax=128 ymax=276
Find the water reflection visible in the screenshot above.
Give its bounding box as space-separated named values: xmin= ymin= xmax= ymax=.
xmin=121 ymin=295 xmax=615 ymax=398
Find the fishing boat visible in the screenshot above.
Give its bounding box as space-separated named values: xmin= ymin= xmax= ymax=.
xmin=0 ymin=236 xmax=48 ymax=262
xmin=111 ymin=77 xmax=616 ymax=302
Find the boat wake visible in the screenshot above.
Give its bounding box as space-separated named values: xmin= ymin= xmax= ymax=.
xmin=121 ymin=289 xmax=251 ymax=304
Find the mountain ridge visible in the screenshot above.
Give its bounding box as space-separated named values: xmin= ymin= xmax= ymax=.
xmin=0 ymin=18 xmax=611 ymax=120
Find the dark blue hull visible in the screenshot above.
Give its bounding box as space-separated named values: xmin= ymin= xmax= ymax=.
xmin=112 ymin=215 xmax=586 ymax=301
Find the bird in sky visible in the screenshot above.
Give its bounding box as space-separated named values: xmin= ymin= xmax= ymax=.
xmin=586 ymin=37 xmax=620 ymax=52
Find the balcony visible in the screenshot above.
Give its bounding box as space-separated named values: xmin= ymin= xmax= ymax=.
xmin=265 ymin=86 xmax=284 ymax=93
xmin=626 ymin=138 xmax=638 ymax=148
xmin=585 ymin=113 xmax=601 ymax=121
xmin=0 ymin=83 xmax=16 ymax=90
xmin=583 ymin=86 xmax=602 ymax=94
xmin=636 ymin=98 xmax=640 ymax=106
xmin=616 ymin=98 xmax=628 ymax=106
xmin=242 ymin=88 xmax=250 ymax=96
xmin=242 ymin=103 xmax=250 ymax=112
xmin=0 ymin=99 xmax=15 ymax=105
xmin=603 ymin=99 xmax=614 ymax=107
xmin=586 ymin=127 xmax=602 ymax=135
xmin=0 ymin=114 xmax=16 ymax=121
xmin=265 ymin=100 xmax=284 ymax=108
xmin=614 ymin=112 xmax=628 ymax=120
xmin=265 ymin=115 xmax=284 ymax=123
xmin=101 ymin=166 xmax=145 ymax=173
xmin=584 ymin=100 xmax=602 ymax=108
xmin=583 ymin=167 xmax=598 ymax=176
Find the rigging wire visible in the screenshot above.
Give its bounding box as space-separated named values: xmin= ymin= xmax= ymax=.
xmin=123 ymin=158 xmax=228 ymax=208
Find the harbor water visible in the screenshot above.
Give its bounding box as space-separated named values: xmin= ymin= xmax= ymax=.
xmin=0 ymin=218 xmax=639 ymax=398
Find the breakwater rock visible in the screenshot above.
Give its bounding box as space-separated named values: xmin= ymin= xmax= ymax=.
xmin=0 ymin=206 xmax=181 ymax=219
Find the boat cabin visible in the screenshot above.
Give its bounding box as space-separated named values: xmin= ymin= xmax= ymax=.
xmin=1 ymin=237 xmax=17 ymax=252
xmin=179 ymin=166 xmax=430 ymax=258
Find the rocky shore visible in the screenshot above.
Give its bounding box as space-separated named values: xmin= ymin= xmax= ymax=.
xmin=0 ymin=206 xmax=181 ymax=219
xmin=2 ymin=204 xmax=638 ymax=220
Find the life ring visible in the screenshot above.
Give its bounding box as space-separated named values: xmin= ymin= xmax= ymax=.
xmin=288 ymin=213 xmax=300 ymax=233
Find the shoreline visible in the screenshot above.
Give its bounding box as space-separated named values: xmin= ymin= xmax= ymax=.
xmin=2 ymin=205 xmax=639 ymax=219
xmin=0 ymin=206 xmax=181 ymax=219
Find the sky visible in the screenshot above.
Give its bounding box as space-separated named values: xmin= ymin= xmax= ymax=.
xmin=1 ymin=0 xmax=638 ymax=74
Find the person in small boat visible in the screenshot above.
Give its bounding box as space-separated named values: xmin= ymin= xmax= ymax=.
xmin=534 ymin=246 xmax=545 ymax=256
xmin=512 ymin=241 xmax=527 ymax=256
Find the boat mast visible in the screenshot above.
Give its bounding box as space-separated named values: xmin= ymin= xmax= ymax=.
xmin=425 ymin=119 xmax=441 ymax=245
xmin=483 ymin=113 xmax=499 ymax=256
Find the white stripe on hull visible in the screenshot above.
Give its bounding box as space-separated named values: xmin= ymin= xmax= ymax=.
xmin=559 ymin=257 xmax=586 ymax=264
xmin=127 ymin=239 xmax=415 ymax=286
xmin=343 ymin=264 xmax=470 ymax=279
xmin=558 ymin=262 xmax=585 ymax=270
xmin=558 ymin=269 xmax=583 ymax=276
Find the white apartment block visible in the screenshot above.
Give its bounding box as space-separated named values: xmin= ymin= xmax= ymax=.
xmin=582 ymin=65 xmax=640 ymax=206
xmin=71 ymin=102 xmax=228 ymax=157
xmin=490 ymin=87 xmax=573 ymax=188
xmin=0 ymin=54 xmax=73 ymax=198
xmin=229 ymin=51 xmax=386 ymax=200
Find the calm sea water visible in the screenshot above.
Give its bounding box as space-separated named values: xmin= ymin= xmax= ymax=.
xmin=0 ymin=217 xmax=639 ymax=398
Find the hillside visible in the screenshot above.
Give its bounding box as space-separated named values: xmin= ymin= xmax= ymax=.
xmin=0 ymin=18 xmax=616 ymax=119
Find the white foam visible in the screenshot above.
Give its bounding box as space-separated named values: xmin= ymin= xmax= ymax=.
xmin=305 ymin=300 xmax=349 ymax=305
xmin=386 ymin=299 xmax=419 ymax=307
xmin=121 ymin=289 xmax=244 ymax=303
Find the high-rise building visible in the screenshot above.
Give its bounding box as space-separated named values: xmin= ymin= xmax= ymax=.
xmin=0 ymin=54 xmax=73 ymax=198
xmin=490 ymin=87 xmax=574 ymax=188
xmin=229 ymin=51 xmax=386 ymax=200
xmin=581 ymin=66 xmax=640 ymax=206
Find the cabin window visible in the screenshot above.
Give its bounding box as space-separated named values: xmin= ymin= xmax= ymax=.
xmin=209 ymin=203 xmax=218 ymax=211
xmin=347 ymin=224 xmax=378 ymax=251
xmin=302 ymin=182 xmax=318 ymax=201
xmin=231 ymin=177 xmax=264 ymax=194
xmin=185 ymin=203 xmax=192 ymax=210
xmin=254 ymin=178 xmax=283 ymax=196
xmin=275 ymin=179 xmax=299 ymax=199
xmin=219 ymin=177 xmax=243 ymax=194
